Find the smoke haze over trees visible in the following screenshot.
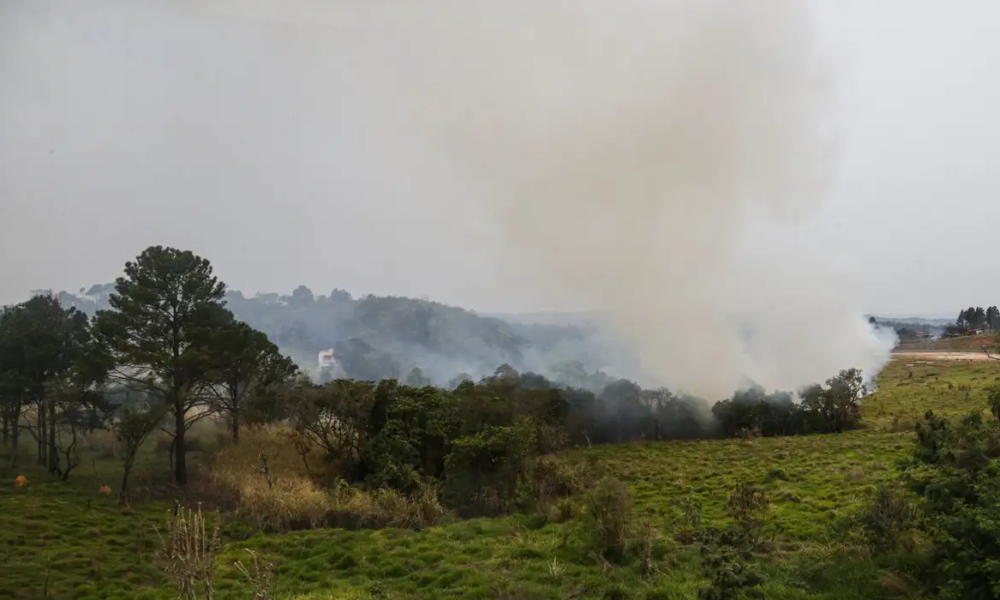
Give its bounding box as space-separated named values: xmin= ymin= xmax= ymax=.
xmin=2 ymin=246 xmax=874 ymax=498
xmin=51 ymin=283 xmax=639 ymax=391
xmin=0 ymin=0 xmax=901 ymax=402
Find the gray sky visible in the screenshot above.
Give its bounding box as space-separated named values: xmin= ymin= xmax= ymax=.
xmin=1 ymin=0 xmax=998 ymax=318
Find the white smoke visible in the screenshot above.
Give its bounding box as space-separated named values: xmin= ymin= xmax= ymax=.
xmin=33 ymin=0 xmax=894 ymax=399
xmin=337 ymin=0 xmax=894 ymax=399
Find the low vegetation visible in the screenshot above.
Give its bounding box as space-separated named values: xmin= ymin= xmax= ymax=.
xmin=5 ymin=245 xmax=1000 ymax=598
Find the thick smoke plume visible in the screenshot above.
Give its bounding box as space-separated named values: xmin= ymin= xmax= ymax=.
xmin=14 ymin=0 xmax=895 ymax=398
xmin=345 ymin=0 xmax=896 ymax=398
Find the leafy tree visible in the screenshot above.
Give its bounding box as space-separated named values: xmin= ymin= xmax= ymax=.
xmin=443 ymin=418 xmax=537 ymax=516
xmin=113 ymin=399 xmax=164 ymax=505
xmin=0 ymin=306 xmax=28 ymax=465
xmin=93 ymin=246 xmax=227 ymax=485
xmin=285 ymin=378 xmax=378 ymax=477
xmin=204 ymin=317 xmax=297 ymax=443
xmin=0 ymin=295 xmax=97 ymax=471
xmin=361 ymin=383 xmax=459 ymax=491
xmin=43 ymin=380 xmax=116 ymax=480
xmin=973 ymin=306 xmax=988 ymax=330
xmin=799 ymin=368 xmax=864 ymax=434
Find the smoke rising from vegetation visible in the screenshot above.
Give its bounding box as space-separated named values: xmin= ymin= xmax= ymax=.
xmin=3 ymin=0 xmax=896 ymax=398
xmin=358 ymin=0 xmax=896 ymax=398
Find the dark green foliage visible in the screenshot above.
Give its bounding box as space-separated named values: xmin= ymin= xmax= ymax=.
xmin=857 ymin=483 xmax=916 ymax=552
xmin=713 ymin=369 xmax=866 ymax=438
xmin=988 ymin=384 xmax=1000 ymax=421
xmin=443 ymin=419 xmax=536 ymax=516
xmin=204 ymin=318 xmax=298 ymax=444
xmin=362 ymin=382 xmax=459 ymax=491
xmin=957 ymin=306 xmax=989 ymax=330
xmin=697 ymin=484 xmax=771 ymax=600
xmin=93 ymin=246 xmax=229 ymax=485
xmin=114 ymin=402 xmax=165 ymax=504
xmin=284 ymin=377 xmax=378 ymax=479
xmin=92 ymin=246 xmax=295 ymax=486
xmin=902 ymin=408 xmax=1000 ymax=599
xmin=0 ymin=294 xmax=110 ymax=474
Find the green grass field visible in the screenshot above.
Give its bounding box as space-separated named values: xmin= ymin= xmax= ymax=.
xmin=3 ymin=357 xmax=997 ymax=599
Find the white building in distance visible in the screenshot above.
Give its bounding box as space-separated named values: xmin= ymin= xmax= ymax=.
xmin=318 ymin=349 xmax=336 ymax=370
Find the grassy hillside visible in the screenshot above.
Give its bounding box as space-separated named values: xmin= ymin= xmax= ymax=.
xmin=3 ymin=356 xmax=998 ymax=599
xmin=894 ymin=333 xmax=994 ymax=353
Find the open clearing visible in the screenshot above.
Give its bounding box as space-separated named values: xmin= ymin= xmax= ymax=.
xmin=3 ymin=357 xmax=999 ymax=599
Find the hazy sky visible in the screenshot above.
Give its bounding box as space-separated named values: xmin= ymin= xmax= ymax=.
xmin=1 ymin=0 xmax=998 ymax=317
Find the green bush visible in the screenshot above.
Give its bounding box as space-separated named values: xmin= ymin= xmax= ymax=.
xmin=903 ymin=409 xmax=1000 ymax=598
xmin=587 ymin=477 xmax=634 ymax=560
xmin=858 ymin=483 xmax=916 ymax=552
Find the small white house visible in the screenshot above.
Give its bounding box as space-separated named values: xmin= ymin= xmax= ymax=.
xmin=318 ymin=349 xmax=336 ymax=370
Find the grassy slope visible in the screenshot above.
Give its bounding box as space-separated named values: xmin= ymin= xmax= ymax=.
xmin=2 ymin=357 xmax=997 ymax=599
xmin=894 ymin=333 xmax=994 ymax=353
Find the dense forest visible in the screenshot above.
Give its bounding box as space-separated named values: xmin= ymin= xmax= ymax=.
xmin=50 ymin=283 xmax=633 ymax=389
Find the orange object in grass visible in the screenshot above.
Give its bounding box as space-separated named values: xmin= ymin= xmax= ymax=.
xmin=99 ymin=485 xmax=112 ymax=496
xmin=14 ymin=475 xmax=27 ymax=488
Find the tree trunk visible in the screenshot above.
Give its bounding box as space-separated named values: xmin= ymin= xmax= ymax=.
xmin=119 ymin=454 xmax=135 ymax=505
xmin=168 ymin=436 xmax=174 ymax=474
xmin=37 ymin=406 xmax=46 ymax=467
xmin=232 ymin=409 xmax=240 ymax=444
xmin=8 ymin=427 xmax=19 ymax=468
xmin=47 ymin=398 xmax=58 ymax=474
xmin=174 ymin=402 xmax=187 ymax=485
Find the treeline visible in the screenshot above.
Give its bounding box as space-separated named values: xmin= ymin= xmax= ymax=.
xmin=1 ymin=246 xmax=870 ymax=507
xmin=950 ymin=305 xmax=1000 ymax=333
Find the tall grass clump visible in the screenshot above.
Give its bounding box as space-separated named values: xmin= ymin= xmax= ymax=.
xmin=156 ymin=505 xmax=222 ymax=600
xmin=587 ymin=477 xmax=634 ymax=559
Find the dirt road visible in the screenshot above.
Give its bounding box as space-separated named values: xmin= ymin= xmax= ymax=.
xmin=891 ymin=351 xmax=997 ymax=362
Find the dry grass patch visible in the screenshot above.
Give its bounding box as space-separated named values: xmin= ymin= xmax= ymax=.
xmin=205 ymin=424 xmax=446 ymax=532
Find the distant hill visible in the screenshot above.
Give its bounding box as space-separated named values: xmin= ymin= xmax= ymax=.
xmin=870 ymin=315 xmax=955 ymax=327
xmin=52 ymin=284 xmax=627 ymax=388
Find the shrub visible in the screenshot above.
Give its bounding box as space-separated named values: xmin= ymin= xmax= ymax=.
xmin=858 ymin=483 xmax=916 ymax=551
xmin=988 ymin=384 xmax=1000 ymax=421
xmin=902 ymin=409 xmax=1000 ymax=598
xmin=697 ymin=483 xmax=771 ymax=600
xmin=515 ymin=456 xmax=593 ymax=515
xmin=443 ymin=420 xmax=536 ymax=516
xmin=587 ymin=477 xmax=634 ymax=559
